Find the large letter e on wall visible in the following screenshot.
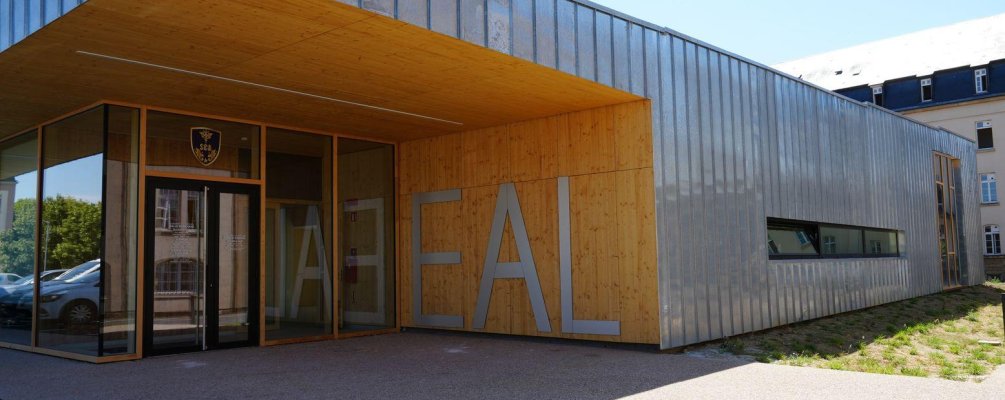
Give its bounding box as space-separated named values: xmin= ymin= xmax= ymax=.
xmin=411 ymin=190 xmax=464 ymax=328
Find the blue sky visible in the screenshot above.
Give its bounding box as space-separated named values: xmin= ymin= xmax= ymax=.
xmin=14 ymin=155 xmax=102 ymax=203
xmin=590 ymin=0 xmax=1005 ymax=65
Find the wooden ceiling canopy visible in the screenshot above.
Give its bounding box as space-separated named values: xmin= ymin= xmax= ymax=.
xmin=0 ymin=0 xmax=640 ymax=142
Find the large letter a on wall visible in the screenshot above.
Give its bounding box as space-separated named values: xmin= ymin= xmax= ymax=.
xmin=473 ymin=183 xmax=552 ymax=332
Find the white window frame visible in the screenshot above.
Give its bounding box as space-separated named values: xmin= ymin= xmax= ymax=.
xmin=822 ymin=235 xmax=837 ymax=254
xmin=981 ymin=173 xmax=998 ymax=204
xmin=986 ymin=225 xmax=1001 ymax=255
xmin=977 ymin=120 xmax=993 ymax=150
xmin=869 ymin=240 xmax=883 ymax=254
xmin=871 ymin=85 xmax=884 ymax=105
xmin=920 ymin=78 xmax=933 ymax=102
xmin=796 ymin=231 xmax=811 ymax=246
xmin=976 ymin=68 xmax=989 ymax=94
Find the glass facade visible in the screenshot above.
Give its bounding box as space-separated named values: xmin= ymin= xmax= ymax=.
xmin=0 ymin=131 xmax=37 ymax=346
xmin=338 ymin=138 xmax=395 ymax=333
xmin=265 ymin=129 xmax=333 ymax=340
xmin=33 ymin=105 xmax=140 ymax=356
xmin=0 ymin=103 xmax=396 ymax=361
xmin=102 ymin=106 xmax=141 ymax=355
xmin=934 ymin=153 xmax=963 ymax=288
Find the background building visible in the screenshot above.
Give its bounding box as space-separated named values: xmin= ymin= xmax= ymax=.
xmin=776 ymin=13 xmax=1005 ymax=278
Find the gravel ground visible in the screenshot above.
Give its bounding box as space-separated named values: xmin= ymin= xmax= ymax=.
xmin=0 ymin=331 xmax=1002 ymax=400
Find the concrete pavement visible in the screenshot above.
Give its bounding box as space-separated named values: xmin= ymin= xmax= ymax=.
xmin=0 ymin=331 xmax=1000 ymax=399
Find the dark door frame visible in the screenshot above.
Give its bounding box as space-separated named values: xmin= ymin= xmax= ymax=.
xmin=142 ymin=176 xmax=260 ymax=357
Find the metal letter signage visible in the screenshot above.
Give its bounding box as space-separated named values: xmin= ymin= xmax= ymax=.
xmin=558 ymin=177 xmax=621 ymax=335
xmin=413 ymin=179 xmax=621 ymax=336
xmin=473 ymin=183 xmax=551 ymax=332
xmin=411 ymin=190 xmax=464 ymax=328
xmin=190 ymin=127 xmax=222 ymax=166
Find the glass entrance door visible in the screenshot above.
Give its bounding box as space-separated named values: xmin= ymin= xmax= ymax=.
xmin=143 ymin=178 xmax=259 ymax=356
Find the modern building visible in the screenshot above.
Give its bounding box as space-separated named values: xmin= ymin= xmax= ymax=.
xmin=776 ymin=13 xmax=1005 ymax=278
xmin=0 ymin=0 xmax=982 ymax=363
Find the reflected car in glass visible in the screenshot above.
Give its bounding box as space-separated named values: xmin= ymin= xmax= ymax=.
xmin=0 ymin=273 xmax=22 ymax=285
xmin=35 ymin=265 xmax=101 ymax=326
xmin=0 ymin=269 xmax=68 ymax=322
xmin=3 ymin=261 xmax=100 ymax=325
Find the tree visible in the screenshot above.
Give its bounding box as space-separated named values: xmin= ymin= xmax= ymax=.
xmin=40 ymin=196 xmax=102 ymax=270
xmin=0 ymin=196 xmax=102 ymax=276
xmin=0 ymin=199 xmax=37 ymax=277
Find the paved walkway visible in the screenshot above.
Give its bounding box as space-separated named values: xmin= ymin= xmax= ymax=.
xmin=0 ymin=331 xmax=1001 ymax=399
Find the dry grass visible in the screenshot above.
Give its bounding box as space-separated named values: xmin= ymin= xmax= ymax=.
xmin=709 ymin=282 xmax=1005 ymax=382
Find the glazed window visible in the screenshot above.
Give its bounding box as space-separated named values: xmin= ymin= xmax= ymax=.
xmin=977 ymin=121 xmax=993 ymax=150
xmin=0 ymin=131 xmax=38 ymax=347
xmin=871 ymin=85 xmax=884 ymax=106
xmin=985 ymin=225 xmax=1001 ymax=255
xmin=767 ymin=220 xmax=819 ymax=257
xmin=921 ymin=78 xmax=933 ymax=102
xmin=767 ymin=218 xmax=900 ymax=260
xmin=976 ymin=68 xmax=989 ymax=94
xmin=981 ymin=173 xmax=998 ymax=204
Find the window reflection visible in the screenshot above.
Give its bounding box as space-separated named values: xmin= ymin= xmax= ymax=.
xmin=338 ymin=138 xmax=395 ymax=333
xmin=819 ymin=226 xmax=863 ymax=255
xmin=265 ymin=129 xmax=333 ymax=340
xmin=38 ymin=107 xmax=104 ymax=355
xmin=767 ymin=218 xmax=900 ymax=259
xmin=0 ymin=132 xmax=37 ymax=346
xmin=32 ymin=105 xmax=139 ymax=356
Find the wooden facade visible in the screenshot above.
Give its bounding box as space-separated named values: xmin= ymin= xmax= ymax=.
xmin=398 ymin=100 xmax=660 ymax=344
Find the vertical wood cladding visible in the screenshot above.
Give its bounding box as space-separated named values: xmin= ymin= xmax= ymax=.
xmin=398 ymin=101 xmax=660 ymax=344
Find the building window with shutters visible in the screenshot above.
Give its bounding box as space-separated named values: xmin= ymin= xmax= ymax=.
xmin=986 ymin=225 xmax=1002 ymax=255
xmin=977 ymin=121 xmax=993 ymax=150
xmin=981 ymin=173 xmax=998 ymax=204
xmin=976 ymin=68 xmax=989 ymax=94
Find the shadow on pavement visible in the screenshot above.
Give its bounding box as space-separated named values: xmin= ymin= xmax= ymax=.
xmin=0 ymin=329 xmax=750 ymax=400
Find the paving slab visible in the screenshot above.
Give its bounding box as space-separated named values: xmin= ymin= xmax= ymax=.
xmin=0 ymin=331 xmax=999 ymax=400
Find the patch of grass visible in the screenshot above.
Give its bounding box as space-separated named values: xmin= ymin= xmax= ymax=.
xmin=965 ymin=361 xmax=988 ymax=376
xmin=720 ymin=338 xmax=745 ymax=353
xmin=825 ymin=358 xmax=848 ymax=370
xmin=940 ymin=365 xmax=961 ymax=381
xmin=704 ymin=282 xmax=1005 ymax=383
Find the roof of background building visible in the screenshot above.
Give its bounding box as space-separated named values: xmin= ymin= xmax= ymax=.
xmin=772 ymin=13 xmax=1005 ymax=90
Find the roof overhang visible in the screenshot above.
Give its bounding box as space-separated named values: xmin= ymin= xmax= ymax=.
xmin=0 ymin=0 xmax=640 ymax=142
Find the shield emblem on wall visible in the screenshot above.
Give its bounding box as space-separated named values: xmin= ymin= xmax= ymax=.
xmin=190 ymin=127 xmax=222 ymax=166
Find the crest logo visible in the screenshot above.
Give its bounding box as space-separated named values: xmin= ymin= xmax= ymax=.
xmin=190 ymin=127 xmax=221 ymax=166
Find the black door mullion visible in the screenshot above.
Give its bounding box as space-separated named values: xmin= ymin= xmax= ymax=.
xmin=206 ymin=186 xmax=220 ymax=350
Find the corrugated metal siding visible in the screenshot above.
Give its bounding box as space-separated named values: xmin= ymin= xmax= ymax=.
xmin=330 ymin=0 xmax=984 ymax=349
xmin=0 ymin=0 xmax=84 ymax=53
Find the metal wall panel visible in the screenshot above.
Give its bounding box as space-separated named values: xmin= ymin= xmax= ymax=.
xmin=339 ymin=0 xmax=983 ymax=349
xmin=397 ymin=0 xmax=428 ymax=28
xmin=0 ymin=0 xmax=83 ymax=53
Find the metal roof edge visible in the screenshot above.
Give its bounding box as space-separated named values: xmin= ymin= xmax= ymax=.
xmin=861 ymin=101 xmax=976 ymax=144
xmin=570 ymin=0 xmax=969 ymax=143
